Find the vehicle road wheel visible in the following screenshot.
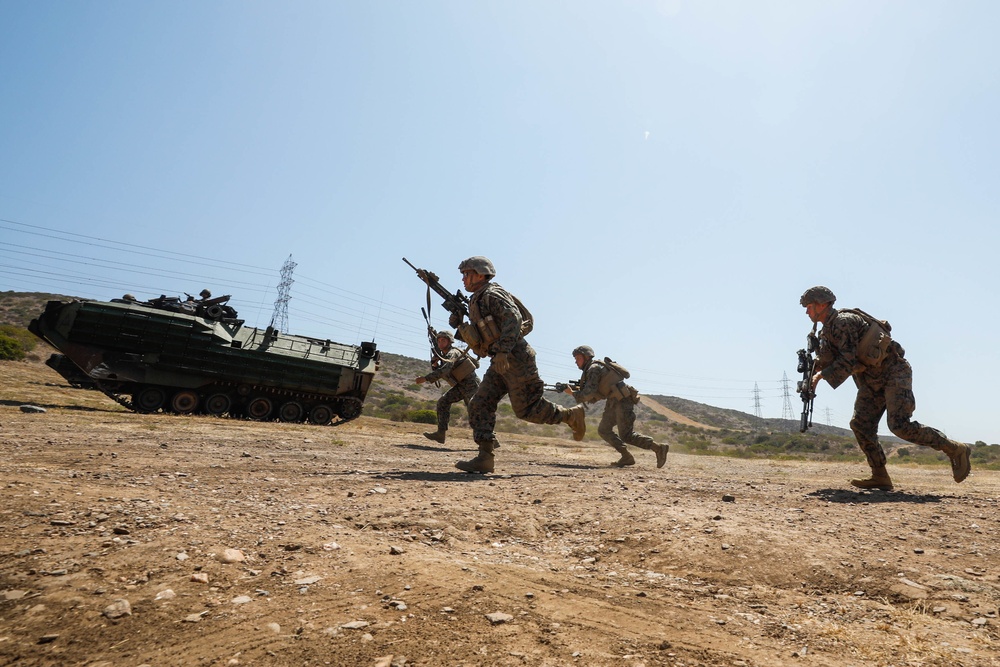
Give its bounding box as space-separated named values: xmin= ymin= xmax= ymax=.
xmin=204 ymin=393 xmax=232 ymax=416
xmin=278 ymin=401 xmax=304 ymax=422
xmin=134 ymin=386 xmax=166 ymax=413
xmin=337 ymin=398 xmax=363 ymax=420
xmin=308 ymin=404 xmax=333 ymax=425
xmin=170 ymin=390 xmax=199 ymax=414
xmin=246 ymin=396 xmax=274 ymax=421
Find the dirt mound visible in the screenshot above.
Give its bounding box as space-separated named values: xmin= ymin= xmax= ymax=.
xmin=1 ymin=362 xmax=998 ymax=666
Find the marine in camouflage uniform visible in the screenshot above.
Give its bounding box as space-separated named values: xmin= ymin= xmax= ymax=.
xmin=801 ymin=286 xmax=971 ymax=490
xmin=567 ymin=346 xmax=669 ymax=468
xmin=450 ymin=256 xmax=586 ymax=474
xmin=415 ymin=331 xmax=480 ymax=444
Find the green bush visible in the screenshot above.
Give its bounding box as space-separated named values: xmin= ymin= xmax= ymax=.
xmin=0 ymin=336 xmax=25 ymax=361
xmin=0 ymin=326 xmax=37 ymax=360
xmin=407 ymin=409 xmax=437 ymax=424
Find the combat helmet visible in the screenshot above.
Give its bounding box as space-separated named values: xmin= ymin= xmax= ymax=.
xmin=458 ymin=256 xmax=496 ymax=278
xmin=572 ymin=345 xmax=595 ymax=359
xmin=436 ymin=330 xmax=455 ymax=343
xmin=800 ymin=286 xmax=836 ymax=307
xmin=199 ymin=289 xmax=212 ymax=299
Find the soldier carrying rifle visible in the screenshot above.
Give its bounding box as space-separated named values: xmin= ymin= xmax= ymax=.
xmin=799 ymin=285 xmax=971 ymax=490
xmin=415 ymin=330 xmax=479 ymax=444
xmin=406 ymin=256 xmax=586 ymax=474
xmin=564 ymin=345 xmax=668 ymax=469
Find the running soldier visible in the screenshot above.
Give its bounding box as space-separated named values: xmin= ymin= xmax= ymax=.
xmin=450 ymin=256 xmax=586 ymax=474
xmin=415 ymin=331 xmax=479 ymax=444
xmin=800 ymin=286 xmax=971 ymax=490
xmin=565 ymin=346 xmax=668 ymax=468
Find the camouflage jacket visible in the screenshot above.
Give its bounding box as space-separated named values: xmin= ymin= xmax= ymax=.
xmin=817 ymin=308 xmax=904 ymax=389
xmin=424 ymin=346 xmax=475 ymax=383
xmin=467 ymin=282 xmax=525 ymax=355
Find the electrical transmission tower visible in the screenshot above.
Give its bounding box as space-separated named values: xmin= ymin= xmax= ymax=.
xmin=781 ymin=372 xmax=794 ymax=420
xmin=270 ymin=254 xmax=297 ymax=333
xmin=752 ymin=382 xmax=762 ymax=419
xmin=825 ymin=407 xmax=833 ymax=426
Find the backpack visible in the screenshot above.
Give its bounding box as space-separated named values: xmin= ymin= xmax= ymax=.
xmin=595 ymin=358 xmax=638 ymax=402
xmin=842 ymin=308 xmax=893 ymax=367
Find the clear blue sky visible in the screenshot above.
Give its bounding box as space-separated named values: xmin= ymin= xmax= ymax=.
xmin=2 ymin=1 xmax=998 ymax=444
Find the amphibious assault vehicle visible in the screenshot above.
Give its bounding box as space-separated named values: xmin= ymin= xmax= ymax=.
xmin=29 ymin=294 xmax=379 ymax=425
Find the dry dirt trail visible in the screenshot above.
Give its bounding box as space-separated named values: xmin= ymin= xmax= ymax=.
xmin=1 ymin=361 xmax=998 ymax=667
xmin=637 ymin=396 xmax=719 ymax=431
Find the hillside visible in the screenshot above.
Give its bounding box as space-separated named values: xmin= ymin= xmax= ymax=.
xmin=0 ymin=291 xmax=72 ymax=328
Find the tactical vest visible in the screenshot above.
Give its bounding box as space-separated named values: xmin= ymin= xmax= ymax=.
xmin=462 ymin=284 xmax=533 ymax=357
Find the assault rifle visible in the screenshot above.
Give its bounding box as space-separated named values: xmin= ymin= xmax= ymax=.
xmin=795 ymin=331 xmax=819 ymax=432
xmin=420 ymin=307 xmax=446 ymax=369
xmin=544 ymin=380 xmax=581 ymax=394
xmin=403 ymin=258 xmax=470 ymax=321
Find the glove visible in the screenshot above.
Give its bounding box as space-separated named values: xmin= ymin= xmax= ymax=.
xmin=448 ymin=311 xmax=463 ymax=328
xmin=492 ymin=352 xmax=511 ymax=374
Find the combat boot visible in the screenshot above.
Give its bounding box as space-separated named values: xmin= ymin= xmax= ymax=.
xmin=940 ymin=440 xmax=971 ymax=483
xmin=423 ymin=430 xmax=447 ymax=444
xmin=611 ymin=445 xmax=636 ymax=467
xmin=850 ymin=466 xmax=894 ymax=491
xmin=563 ymin=404 xmax=586 ymax=441
xmin=456 ymin=441 xmax=495 ymax=474
xmin=654 ymin=443 xmax=669 ymax=469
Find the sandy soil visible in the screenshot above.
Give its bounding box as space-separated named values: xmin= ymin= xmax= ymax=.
xmin=1 ymin=362 xmax=998 ymax=667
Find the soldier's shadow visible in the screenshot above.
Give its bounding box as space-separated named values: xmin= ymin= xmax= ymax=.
xmin=376 ymin=470 xmax=547 ymax=482
xmin=396 ymin=443 xmax=459 ymax=453
xmin=806 ymin=488 xmax=944 ymax=504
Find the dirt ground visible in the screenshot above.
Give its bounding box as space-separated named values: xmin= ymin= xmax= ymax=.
xmin=1 ymin=361 xmax=998 ymax=667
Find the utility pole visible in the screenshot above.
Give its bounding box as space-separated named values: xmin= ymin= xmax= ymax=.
xmin=270 ymin=254 xmax=296 ymax=333
xmin=752 ymin=382 xmax=762 ymax=419
xmin=781 ymin=372 xmax=794 ymax=420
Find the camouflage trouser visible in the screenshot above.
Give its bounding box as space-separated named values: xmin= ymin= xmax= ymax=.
xmin=851 ymin=355 xmax=954 ymax=469
xmin=598 ymin=398 xmax=657 ymax=451
xmin=436 ymin=375 xmax=480 ymax=431
xmin=469 ymin=340 xmax=568 ymax=445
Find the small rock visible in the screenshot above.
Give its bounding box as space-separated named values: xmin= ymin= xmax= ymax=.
xmin=232 ymin=596 xmax=252 ymax=605
xmin=154 ymin=589 xmax=176 ymax=601
xmin=176 ymin=553 xmax=189 ymax=561
xmin=191 ymin=573 xmax=210 ymax=584
xmin=220 ymin=548 xmax=245 ymax=564
xmin=183 ymin=612 xmax=207 ymax=623
xmin=265 ymin=622 xmax=281 ymax=634
xmin=389 ymin=546 xmax=405 ymax=555
xmin=722 ymin=494 xmax=736 ymax=502
xmin=294 ymin=576 xmax=321 ymax=585
xmin=341 ymin=620 xmax=370 ymax=630
xmin=485 ymin=612 xmax=513 ymax=625
xmin=37 ymin=634 xmax=59 ymax=644
xmin=322 ymin=542 xmax=341 ymax=551
xmin=103 ymin=598 xmax=132 ymax=619
xmin=20 ymin=405 xmax=47 ymax=413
